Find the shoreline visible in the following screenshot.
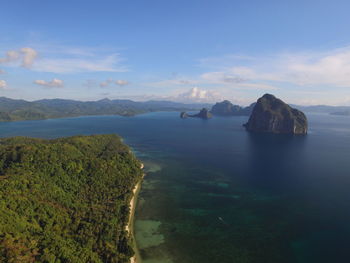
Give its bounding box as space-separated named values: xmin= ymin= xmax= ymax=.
xmin=127 ymin=163 xmax=145 ymax=263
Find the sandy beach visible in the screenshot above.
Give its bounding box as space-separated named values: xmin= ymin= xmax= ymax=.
xmin=127 ymin=163 xmax=145 ymax=263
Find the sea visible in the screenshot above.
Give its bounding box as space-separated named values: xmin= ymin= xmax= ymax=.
xmin=1 ymin=112 xmax=350 ymax=263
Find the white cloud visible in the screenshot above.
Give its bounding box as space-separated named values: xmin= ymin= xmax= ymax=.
xmin=198 ymin=54 xmax=255 ymax=69
xmin=100 ymin=79 xmax=112 ymax=87
xmin=83 ymin=79 xmax=97 ymax=88
xmin=282 ymin=50 xmax=350 ymax=87
xmin=115 ymin=79 xmax=129 ymax=86
xmin=144 ymin=66 xmax=277 ymax=93
xmin=115 ymin=87 xmax=222 ymax=103
xmin=0 ymin=80 xmax=7 ymax=89
xmin=199 ymin=47 xmax=350 ymax=89
xmin=99 ymin=79 xmax=129 ymax=87
xmin=200 ymin=71 xmax=247 ymax=84
xmin=238 ymin=83 xmax=277 ymax=90
xmin=33 ymin=53 xmax=126 ymax=74
xmin=198 ymin=67 xmax=280 ymax=87
xmin=20 ymin=48 xmax=38 ymax=68
xmin=34 ymin=78 xmax=64 ymax=88
xmin=175 ymin=87 xmax=222 ymax=103
xmin=0 ymin=45 xmax=127 ymax=74
xmin=0 ymin=69 xmax=5 ymax=74
xmin=144 ymin=78 xmax=198 ymax=88
xmin=0 ymin=50 xmax=19 ymax=63
xmin=0 ymin=48 xmax=38 ymax=68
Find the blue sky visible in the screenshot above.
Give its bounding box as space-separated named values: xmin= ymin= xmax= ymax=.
xmin=1 ymin=0 xmax=350 ymax=105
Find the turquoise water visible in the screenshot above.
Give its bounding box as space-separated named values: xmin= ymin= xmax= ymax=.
xmin=1 ymin=112 xmax=350 ymax=262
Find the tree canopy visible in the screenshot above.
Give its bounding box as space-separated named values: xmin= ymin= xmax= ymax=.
xmin=0 ymin=134 xmax=143 ymax=263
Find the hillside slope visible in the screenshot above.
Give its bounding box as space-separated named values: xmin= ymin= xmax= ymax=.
xmin=0 ymin=97 xmax=211 ymax=121
xmin=0 ymin=134 xmax=142 ymax=263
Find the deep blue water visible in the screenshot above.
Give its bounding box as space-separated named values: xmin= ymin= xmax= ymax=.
xmin=1 ymin=112 xmax=350 ymax=263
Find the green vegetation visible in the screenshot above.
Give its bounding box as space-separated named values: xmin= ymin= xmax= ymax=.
xmin=0 ymin=134 xmax=143 ymax=263
xmin=0 ymin=97 xmax=211 ymax=122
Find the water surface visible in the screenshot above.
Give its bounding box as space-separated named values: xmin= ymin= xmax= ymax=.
xmin=1 ymin=112 xmax=350 ymax=263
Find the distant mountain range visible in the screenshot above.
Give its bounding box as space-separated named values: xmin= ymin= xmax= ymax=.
xmin=0 ymin=97 xmax=212 ymax=121
xmin=1 ymin=96 xmax=349 ymax=122
xmin=291 ymin=105 xmax=350 ymax=115
xmin=208 ymin=101 xmax=350 ymax=117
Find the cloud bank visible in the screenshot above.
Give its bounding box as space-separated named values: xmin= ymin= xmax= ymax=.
xmin=20 ymin=48 xmax=38 ymax=68
xmin=0 ymin=80 xmax=7 ymax=89
xmin=175 ymin=87 xmax=221 ymax=103
xmin=115 ymin=79 xmax=129 ymax=86
xmin=142 ymin=46 xmax=350 ymax=105
xmin=34 ymin=78 xmax=64 ymax=88
xmin=199 ymin=47 xmax=350 ymax=88
xmin=100 ymin=79 xmax=129 ymax=88
xmin=0 ymin=46 xmax=127 ymax=74
xmin=33 ymin=54 xmax=126 ymax=74
xmin=0 ymin=48 xmax=38 ymax=68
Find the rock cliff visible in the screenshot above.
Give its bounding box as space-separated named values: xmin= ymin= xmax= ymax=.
xmin=180 ymin=108 xmax=212 ymax=119
xmin=211 ymin=100 xmax=255 ymax=116
xmin=244 ymin=94 xmax=307 ymax=134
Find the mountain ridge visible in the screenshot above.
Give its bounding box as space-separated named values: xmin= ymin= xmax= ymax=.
xmin=0 ymin=97 xmax=213 ymax=122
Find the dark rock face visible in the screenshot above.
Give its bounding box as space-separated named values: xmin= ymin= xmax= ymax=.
xmin=239 ymin=103 xmax=256 ymax=116
xmin=211 ymin=100 xmax=255 ymax=116
xmin=180 ymin=112 xmax=189 ymax=118
xmin=244 ymin=94 xmax=308 ymax=134
xmin=191 ymin=108 xmax=212 ymax=119
xmin=211 ymin=100 xmax=242 ymax=116
xmin=180 ymin=108 xmax=212 ymax=119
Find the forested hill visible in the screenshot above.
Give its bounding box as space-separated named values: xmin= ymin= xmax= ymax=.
xmin=0 ymin=97 xmax=212 ymax=121
xmin=0 ymin=134 xmax=143 ymax=263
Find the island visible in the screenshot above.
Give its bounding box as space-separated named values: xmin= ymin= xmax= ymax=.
xmin=0 ymin=97 xmax=212 ymax=122
xmin=0 ymin=134 xmax=143 ymax=263
xmin=180 ymin=112 xmax=189 ymax=118
xmin=180 ymin=108 xmax=212 ymax=119
xmin=210 ymin=100 xmax=255 ymax=116
xmin=244 ymin=94 xmax=308 ymax=134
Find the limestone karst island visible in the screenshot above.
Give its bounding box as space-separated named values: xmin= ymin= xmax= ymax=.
xmin=180 ymin=94 xmax=308 ymax=135
xmin=244 ymin=94 xmax=308 ymax=134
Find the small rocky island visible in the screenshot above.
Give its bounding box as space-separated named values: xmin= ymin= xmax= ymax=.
xmin=180 ymin=108 xmax=212 ymax=119
xmin=180 ymin=112 xmax=189 ymax=118
xmin=244 ymin=94 xmax=308 ymax=134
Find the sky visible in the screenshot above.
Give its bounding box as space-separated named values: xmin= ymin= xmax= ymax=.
xmin=2 ymin=0 xmax=350 ymax=105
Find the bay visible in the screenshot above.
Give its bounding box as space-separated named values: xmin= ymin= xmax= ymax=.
xmin=1 ymin=112 xmax=350 ymax=263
